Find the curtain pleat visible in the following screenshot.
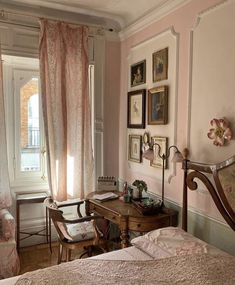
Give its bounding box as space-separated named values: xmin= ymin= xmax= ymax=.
xmin=39 ymin=20 xmax=94 ymax=201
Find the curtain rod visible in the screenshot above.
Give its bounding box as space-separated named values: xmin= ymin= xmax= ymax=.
xmin=0 ymin=9 xmax=105 ymax=33
xmin=0 ymin=19 xmax=39 ymax=30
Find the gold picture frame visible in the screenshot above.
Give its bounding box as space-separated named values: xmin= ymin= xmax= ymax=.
xmin=152 ymin=47 xmax=168 ymax=82
xmin=128 ymin=134 xmax=142 ymax=163
xmin=150 ymin=136 xmax=168 ymax=168
xmin=148 ymin=86 xmax=168 ymax=125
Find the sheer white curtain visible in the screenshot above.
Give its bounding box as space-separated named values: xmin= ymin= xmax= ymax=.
xmin=0 ymin=50 xmax=12 ymax=209
xmin=39 ymin=20 xmax=94 ymax=201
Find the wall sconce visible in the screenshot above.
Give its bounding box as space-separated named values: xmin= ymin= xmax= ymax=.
xmin=143 ymin=143 xmax=183 ymax=206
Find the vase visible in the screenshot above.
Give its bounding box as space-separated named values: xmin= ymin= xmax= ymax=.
xmin=132 ymin=186 xmax=142 ymax=200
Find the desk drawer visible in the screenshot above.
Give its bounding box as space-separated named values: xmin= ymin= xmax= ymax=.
xmin=129 ymin=216 xmax=170 ymax=232
xmin=89 ymin=204 xmax=120 ymax=224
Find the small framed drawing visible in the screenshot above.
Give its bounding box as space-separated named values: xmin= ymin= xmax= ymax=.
xmin=151 ymin=136 xmax=168 ymax=168
xmin=127 ymin=89 xmax=146 ymax=128
xmin=148 ymin=86 xmax=168 ymax=125
xmin=128 ymin=135 xmax=142 ymax=163
xmin=142 ymin=131 xmax=150 ymax=153
xmin=152 ymin=47 xmax=168 ymax=82
xmin=131 ymin=60 xmax=146 ymax=87
xmin=143 ymin=132 xmax=150 ymax=145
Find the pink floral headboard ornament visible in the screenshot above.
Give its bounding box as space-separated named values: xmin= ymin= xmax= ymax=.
xmin=207 ymin=118 xmax=232 ymax=146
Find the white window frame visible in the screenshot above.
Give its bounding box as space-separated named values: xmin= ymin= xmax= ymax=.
xmin=3 ymin=55 xmax=48 ymax=190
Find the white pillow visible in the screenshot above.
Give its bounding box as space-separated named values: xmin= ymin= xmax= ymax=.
xmin=131 ymin=227 xmax=208 ymax=259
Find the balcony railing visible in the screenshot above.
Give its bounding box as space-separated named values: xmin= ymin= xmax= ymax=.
xmin=28 ymin=127 xmax=40 ymax=147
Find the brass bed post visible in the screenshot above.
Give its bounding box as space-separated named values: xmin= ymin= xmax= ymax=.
xmin=182 ymin=148 xmax=189 ymax=231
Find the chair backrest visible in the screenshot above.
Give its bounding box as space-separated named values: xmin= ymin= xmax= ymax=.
xmin=44 ymin=197 xmax=72 ymax=241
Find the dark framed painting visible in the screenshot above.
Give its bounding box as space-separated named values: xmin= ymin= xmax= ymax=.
xmin=148 ymin=86 xmax=168 ymax=125
xmin=150 ymin=136 xmax=168 ymax=168
xmin=128 ymin=134 xmax=142 ymax=163
xmin=130 ymin=60 xmax=146 ymax=87
xmin=127 ymin=89 xmax=146 ymax=128
xmin=152 ymin=47 xmax=168 ymax=82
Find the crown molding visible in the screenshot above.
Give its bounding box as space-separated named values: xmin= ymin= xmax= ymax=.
xmin=0 ymin=0 xmax=123 ymax=31
xmin=119 ymin=0 xmax=191 ymax=41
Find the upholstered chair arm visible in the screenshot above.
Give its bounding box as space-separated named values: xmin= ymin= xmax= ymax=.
xmin=0 ymin=209 xmax=15 ymax=240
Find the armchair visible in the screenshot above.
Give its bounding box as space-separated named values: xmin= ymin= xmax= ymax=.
xmin=44 ymin=198 xmax=107 ymax=264
xmin=0 ymin=209 xmax=20 ymax=279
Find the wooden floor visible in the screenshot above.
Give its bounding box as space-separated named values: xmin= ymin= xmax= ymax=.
xmin=19 ymin=242 xmax=99 ymax=274
xmin=19 ymin=241 xmax=118 ymax=275
xmin=19 ymin=243 xmax=58 ymax=274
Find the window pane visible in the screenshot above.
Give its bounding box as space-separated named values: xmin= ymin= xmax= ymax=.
xmin=20 ymin=77 xmax=41 ymax=172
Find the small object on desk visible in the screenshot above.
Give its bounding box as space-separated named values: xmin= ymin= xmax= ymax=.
xmin=124 ymin=194 xmax=131 ymax=203
xmin=132 ymin=198 xmax=162 ymax=215
xmin=97 ymin=176 xmax=117 ymax=191
xmin=93 ymin=192 xmax=119 ymax=202
xmin=128 ymin=186 xmax=133 ymax=199
xmin=122 ymin=182 xmax=128 ymax=196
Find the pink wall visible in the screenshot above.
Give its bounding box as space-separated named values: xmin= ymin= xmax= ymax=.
xmin=118 ymin=0 xmax=226 ymax=219
xmin=104 ymin=40 xmax=121 ymax=176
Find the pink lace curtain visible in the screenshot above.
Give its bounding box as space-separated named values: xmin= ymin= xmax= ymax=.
xmin=39 ymin=20 xmax=94 ymax=201
xmin=0 ymin=51 xmax=12 ymax=209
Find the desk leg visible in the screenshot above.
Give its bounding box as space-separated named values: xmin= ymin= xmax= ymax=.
xmin=16 ymin=202 xmax=20 ymax=252
xmin=120 ymin=217 xmax=129 ymax=248
xmin=46 ymin=207 xmax=52 ymax=253
xmin=46 ymin=207 xmax=48 ymax=243
xmin=85 ymin=200 xmax=91 ymax=216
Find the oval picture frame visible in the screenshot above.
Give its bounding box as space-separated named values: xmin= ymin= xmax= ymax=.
xmin=143 ymin=132 xmax=150 ymax=144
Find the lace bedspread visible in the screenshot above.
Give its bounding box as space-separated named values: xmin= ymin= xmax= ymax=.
xmin=16 ymin=253 xmax=235 ymax=285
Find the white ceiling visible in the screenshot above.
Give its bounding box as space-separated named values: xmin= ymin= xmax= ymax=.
xmin=1 ymin=0 xmax=189 ymax=31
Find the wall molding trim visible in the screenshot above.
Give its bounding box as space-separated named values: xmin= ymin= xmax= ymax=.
xmin=119 ymin=0 xmax=191 ymax=41
xmin=193 ymin=0 xmax=230 ymax=30
xmin=126 ymin=27 xmax=180 ymax=184
xmin=187 ymin=0 xmax=230 ymax=150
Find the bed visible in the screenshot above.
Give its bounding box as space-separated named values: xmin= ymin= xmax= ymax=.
xmin=1 ymin=153 xmax=235 ymax=284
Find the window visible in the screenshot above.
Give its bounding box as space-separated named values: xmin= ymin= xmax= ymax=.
xmin=20 ymin=79 xmax=40 ymax=172
xmin=3 ymin=55 xmax=47 ymax=188
xmin=3 ymin=55 xmax=98 ymax=190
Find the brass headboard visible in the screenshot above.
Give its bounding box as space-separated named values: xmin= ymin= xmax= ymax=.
xmin=182 ymin=150 xmax=235 ymax=232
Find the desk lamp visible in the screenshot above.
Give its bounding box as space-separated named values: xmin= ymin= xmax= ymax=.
xmin=143 ymin=143 xmax=183 ymax=206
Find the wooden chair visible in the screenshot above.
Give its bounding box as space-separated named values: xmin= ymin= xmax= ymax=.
xmin=44 ymin=197 xmax=107 ymax=264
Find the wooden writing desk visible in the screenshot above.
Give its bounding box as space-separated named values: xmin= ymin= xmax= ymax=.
xmin=86 ymin=191 xmax=178 ymax=248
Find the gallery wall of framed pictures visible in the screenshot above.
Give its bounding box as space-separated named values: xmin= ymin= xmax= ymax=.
xmin=128 ymin=47 xmax=169 ymax=130
xmin=126 ymin=29 xmax=177 ymax=169
xmin=127 ymin=45 xmax=172 ymax=165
